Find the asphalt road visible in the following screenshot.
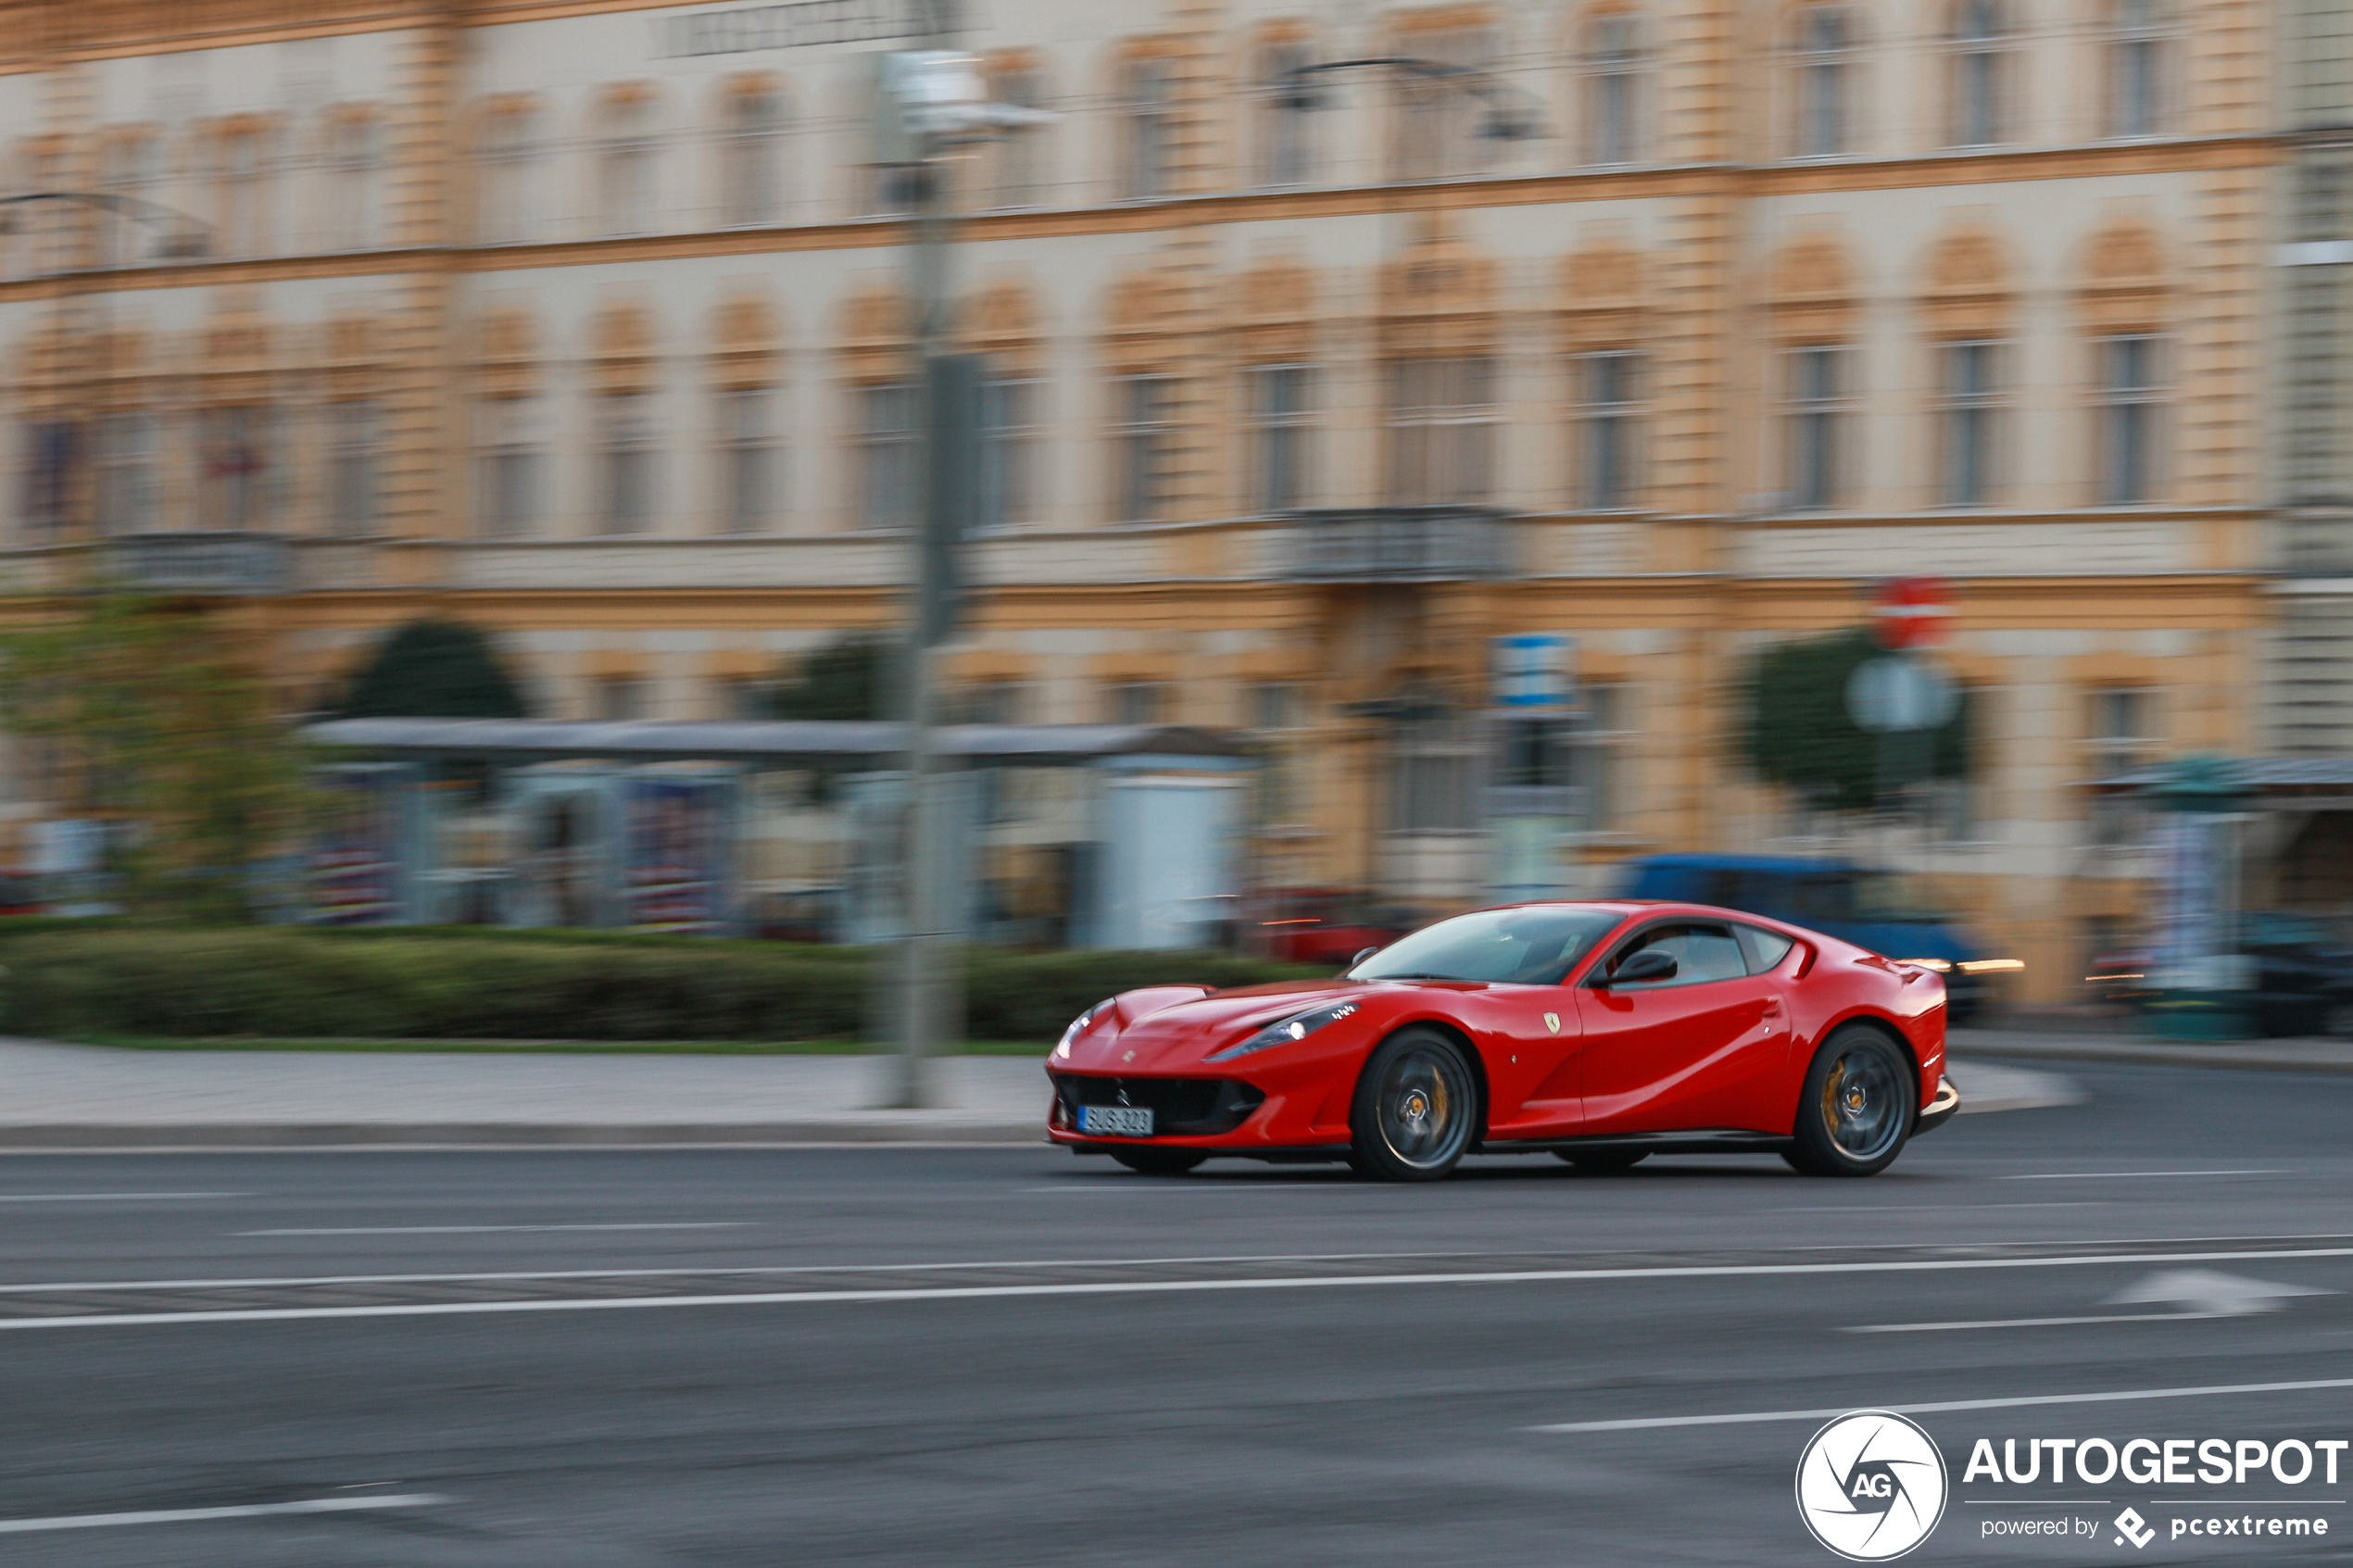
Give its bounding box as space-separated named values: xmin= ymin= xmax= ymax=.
xmin=5 ymin=1061 xmax=2353 ymax=1566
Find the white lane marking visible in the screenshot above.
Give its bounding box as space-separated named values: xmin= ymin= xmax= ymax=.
xmin=1019 ymin=1185 xmax=1361 ymax=1194
xmin=2003 ymin=1170 xmax=2286 ymax=1181
xmin=233 ymin=1223 xmax=752 ymax=1236
xmin=1533 ymin=1375 xmax=2353 ymax=1434
xmin=15 ymin=1243 xmax=2353 ymax=1331
xmin=0 ymin=1193 xmax=253 ymax=1203
xmin=1769 ymin=1212 xmax=2108 ymax=1222
xmin=0 ymin=1251 xmax=1460 ymax=1294
xmin=0 ymin=1495 xmax=448 ymax=1534
xmin=1846 ymin=1311 xmax=2234 ymax=1333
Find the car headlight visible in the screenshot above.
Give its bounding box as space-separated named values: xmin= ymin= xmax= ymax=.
xmin=1205 ymin=1001 xmax=1359 ymax=1063
xmin=1054 ymin=1000 xmax=1112 ymax=1060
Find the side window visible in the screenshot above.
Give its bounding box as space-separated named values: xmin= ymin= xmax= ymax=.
xmin=1604 ymin=922 xmax=1749 ymax=987
xmin=1735 ymin=923 xmax=1796 ymax=974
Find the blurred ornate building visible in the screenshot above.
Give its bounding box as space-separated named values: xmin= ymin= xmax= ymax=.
xmin=0 ymin=0 xmax=2285 ymax=997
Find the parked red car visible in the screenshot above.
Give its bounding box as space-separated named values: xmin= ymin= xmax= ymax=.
xmin=1049 ymin=900 xmax=1958 ymax=1182
xmin=1252 ymin=888 xmax=1409 ymax=966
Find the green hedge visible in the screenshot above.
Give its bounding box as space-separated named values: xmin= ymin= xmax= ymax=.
xmin=0 ymin=926 xmax=1317 ymax=1044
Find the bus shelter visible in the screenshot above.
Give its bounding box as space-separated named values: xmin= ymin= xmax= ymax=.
xmin=299 ymin=720 xmax=1256 ymax=949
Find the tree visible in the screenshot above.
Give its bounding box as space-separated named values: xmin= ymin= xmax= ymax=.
xmin=0 ymin=592 xmax=315 ymax=922
xmin=336 ymin=619 xmax=531 ymax=719
xmin=769 ymin=632 xmax=894 ymax=721
xmin=1743 ymin=627 xmax=1969 ymax=815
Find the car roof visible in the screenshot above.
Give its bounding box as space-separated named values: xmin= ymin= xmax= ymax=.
xmin=1470 ymin=898 xmax=1775 ymax=921
xmin=1627 ymin=853 xmax=1867 ymax=874
xmin=1460 ymin=897 xmax=1846 ymax=942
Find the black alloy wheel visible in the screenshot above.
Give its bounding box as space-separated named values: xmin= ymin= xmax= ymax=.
xmin=1110 ymin=1148 xmax=1207 ymax=1175
xmin=1783 ymin=1024 xmax=1916 ymax=1177
xmin=1553 ymin=1149 xmax=1649 ymax=1173
xmin=1348 ymin=1028 xmax=1479 ymax=1182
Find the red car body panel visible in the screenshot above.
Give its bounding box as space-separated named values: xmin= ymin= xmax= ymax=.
xmin=1047 ymin=901 xmax=1947 ymax=1155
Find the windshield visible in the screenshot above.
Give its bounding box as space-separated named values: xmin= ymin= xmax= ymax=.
xmin=1348 ymin=908 xmax=1626 ymax=985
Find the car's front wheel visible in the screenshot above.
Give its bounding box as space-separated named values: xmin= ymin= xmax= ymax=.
xmin=1348 ymin=1028 xmax=1478 ymax=1182
xmin=1783 ymin=1025 xmax=1915 ymax=1177
xmin=1110 ymin=1148 xmax=1206 ymax=1176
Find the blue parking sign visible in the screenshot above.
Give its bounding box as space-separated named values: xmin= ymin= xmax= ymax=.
xmin=1491 ymin=633 xmax=1579 ymax=709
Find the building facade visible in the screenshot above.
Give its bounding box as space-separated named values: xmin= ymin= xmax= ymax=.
xmin=0 ymin=0 xmax=2282 ymax=998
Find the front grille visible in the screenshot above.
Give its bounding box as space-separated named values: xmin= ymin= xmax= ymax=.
xmin=1051 ymin=1073 xmax=1265 ymax=1135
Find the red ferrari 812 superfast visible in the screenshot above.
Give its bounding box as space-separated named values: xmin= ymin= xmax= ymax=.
xmin=1047 ymin=901 xmax=1962 ymax=1181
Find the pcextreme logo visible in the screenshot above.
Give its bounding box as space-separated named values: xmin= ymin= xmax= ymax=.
xmin=1795 ymin=1411 xmax=1951 ymax=1562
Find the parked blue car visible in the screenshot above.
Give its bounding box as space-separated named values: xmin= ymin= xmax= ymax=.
xmin=1615 ymin=854 xmax=2011 ymax=1022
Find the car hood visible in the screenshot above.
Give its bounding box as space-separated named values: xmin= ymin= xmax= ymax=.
xmin=1060 ymin=978 xmax=1478 ymax=1073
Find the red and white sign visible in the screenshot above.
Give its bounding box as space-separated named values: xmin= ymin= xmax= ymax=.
xmin=1871 ymin=576 xmax=1956 ymax=651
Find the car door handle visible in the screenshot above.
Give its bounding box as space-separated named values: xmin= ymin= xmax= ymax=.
xmin=1759 ymin=997 xmax=1783 ymax=1018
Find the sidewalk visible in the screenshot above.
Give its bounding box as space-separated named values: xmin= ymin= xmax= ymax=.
xmin=0 ymin=1037 xmax=2076 ymax=1149
xmin=0 ymin=1037 xmax=1052 ymax=1148
xmin=1954 ymin=1025 xmax=2353 ymax=1075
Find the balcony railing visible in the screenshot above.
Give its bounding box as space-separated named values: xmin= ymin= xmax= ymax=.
xmin=1272 ymin=506 xmax=1513 ymax=583
xmin=104 ymin=531 xmax=291 ymax=596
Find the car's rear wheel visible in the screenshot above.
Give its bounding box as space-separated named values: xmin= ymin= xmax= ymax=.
xmin=1109 ymin=1148 xmax=1206 ymax=1176
xmin=1553 ymin=1149 xmax=1648 ymax=1173
xmin=1783 ymin=1025 xmax=1915 ymax=1177
xmin=1348 ymin=1028 xmax=1478 ymax=1182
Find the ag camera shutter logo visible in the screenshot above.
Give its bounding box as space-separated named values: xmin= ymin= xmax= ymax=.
xmin=1795 ymin=1411 xmax=1949 ymax=1561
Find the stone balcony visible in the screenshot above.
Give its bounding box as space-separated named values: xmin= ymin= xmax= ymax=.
xmin=1270 ymin=506 xmax=1515 ymax=583
xmin=106 ymin=531 xmax=292 ymax=596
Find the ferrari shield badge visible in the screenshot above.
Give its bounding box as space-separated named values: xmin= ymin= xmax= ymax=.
xmin=1542 ymin=1012 xmax=1561 ymax=1035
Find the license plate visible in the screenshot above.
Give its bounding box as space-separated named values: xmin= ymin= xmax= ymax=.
xmin=1077 ymin=1105 xmax=1153 ymax=1137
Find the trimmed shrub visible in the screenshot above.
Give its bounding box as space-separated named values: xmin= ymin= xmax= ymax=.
xmin=0 ymin=926 xmax=1318 ymax=1045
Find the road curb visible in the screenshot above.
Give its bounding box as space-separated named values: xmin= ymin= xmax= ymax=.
xmin=1955 ymin=1035 xmax=2353 ymax=1076
xmin=0 ymin=1120 xmax=1046 ymax=1150
xmin=1945 ymin=1060 xmax=2083 ymax=1114
xmin=0 ymin=1073 xmax=2078 ymax=1148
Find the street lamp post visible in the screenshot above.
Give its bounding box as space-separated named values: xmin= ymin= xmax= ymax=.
xmin=871 ymin=39 xmax=1051 ymax=1108
xmin=1276 ymin=56 xmax=1548 ymax=144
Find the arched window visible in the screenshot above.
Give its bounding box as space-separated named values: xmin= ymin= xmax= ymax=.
xmin=1784 ymin=343 xmax=1852 ymax=508
xmin=2095 ymin=333 xmax=2164 ymax=501
xmin=2108 ymin=0 xmax=2169 ymax=137
xmin=96 ymin=130 xmax=158 ymax=266
xmin=478 ymin=396 xmax=543 ymax=535
xmin=1583 ymin=12 xmax=1645 ymax=166
xmin=1791 ymin=7 xmax=1856 ymax=158
xmin=1389 ymin=357 xmax=1495 ymax=504
xmin=598 ymin=392 xmax=659 ymax=532
xmin=477 ymin=103 xmax=538 ymax=245
xmin=323 ymin=110 xmax=382 ymax=250
xmin=1121 ymin=57 xmax=1175 ymax=200
xmin=991 ymin=61 xmax=1049 ymax=207
xmin=598 ymin=91 xmax=659 ymax=236
xmin=1947 ymin=0 xmax=2007 ymax=146
xmin=718 ymin=81 xmax=785 ymax=227
xmin=1258 ymin=40 xmax=1315 ymax=187
xmin=213 ymin=121 xmax=277 ymax=257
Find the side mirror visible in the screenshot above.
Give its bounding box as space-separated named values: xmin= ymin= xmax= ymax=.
xmin=1595 ymin=948 xmax=1677 ymax=987
xmin=1351 ymin=946 xmax=1381 ymax=967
